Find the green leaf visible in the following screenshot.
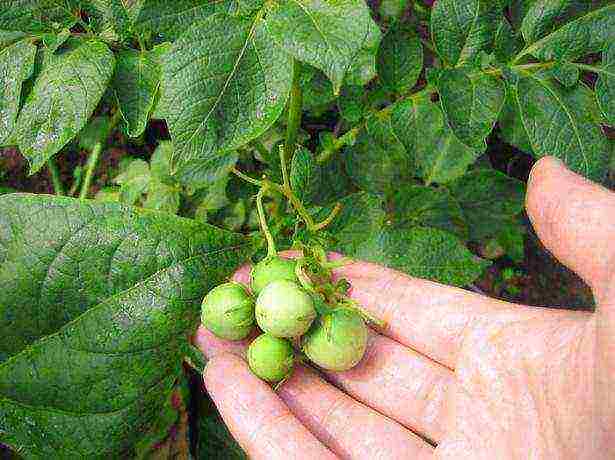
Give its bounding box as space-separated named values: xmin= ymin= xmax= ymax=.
xmin=390 ymin=98 xmax=481 ymax=184
xmin=390 ymin=185 xmax=469 ymax=240
xmin=430 ymin=0 xmax=499 ymax=67
xmin=345 ymin=113 xmax=414 ymax=194
xmin=290 ymin=146 xmax=320 ymax=204
xmin=162 ymin=14 xmax=291 ymax=179
xmin=265 ymin=0 xmax=381 ymax=94
xmin=0 ymin=194 xmax=253 ymax=457
xmin=14 ymin=39 xmax=115 ymax=174
xmin=0 ymin=0 xmax=78 ymax=33
xmin=338 ymin=85 xmax=366 ymax=123
xmin=493 ymin=17 xmax=523 ymax=63
xmin=320 ymin=192 xmax=386 ymax=254
xmin=377 ymin=24 xmax=423 ymax=94
xmin=498 ymin=87 xmax=533 ymax=154
xmin=78 ymin=115 xmax=112 ymax=152
xmin=496 ymin=219 xmax=526 ymax=264
xmin=300 ymin=65 xmax=336 ymax=113
xmin=596 ymin=43 xmax=615 ymax=125
xmin=144 ymin=181 xmax=181 ymax=214
xmin=343 ymin=18 xmax=382 ymax=87
xmin=351 ymin=226 xmax=490 ymax=286
xmin=549 ymin=61 xmax=579 ymax=88
xmin=435 ymin=68 xmax=505 ymax=150
xmin=522 ymin=4 xmax=615 ymax=61
xmin=115 ymin=158 xmax=150 ymax=204
xmin=112 ymin=49 xmax=162 ymax=138
xmin=0 ymin=40 xmax=36 ymax=146
xmin=447 ymin=168 xmax=526 ymax=241
xmin=150 ymin=141 xmax=175 ymax=186
xmin=521 ymin=0 xmax=576 ymax=43
xmin=134 ymin=0 xmax=238 ymax=41
xmin=515 ymin=73 xmax=610 ymax=181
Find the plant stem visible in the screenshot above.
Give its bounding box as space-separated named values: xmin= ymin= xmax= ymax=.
xmin=313 ymin=203 xmax=342 ymax=231
xmin=279 ymin=144 xmax=291 ymax=190
xmin=78 ymin=110 xmax=120 ymax=200
xmin=256 ymin=187 xmax=277 ymax=257
xmin=232 ymin=167 xmax=263 ymax=187
xmin=283 ymin=59 xmax=303 ymax=173
xmin=316 ymin=128 xmax=360 ymax=164
xmin=47 ymin=159 xmax=64 ymax=196
xmin=79 ymin=141 xmax=102 ymax=200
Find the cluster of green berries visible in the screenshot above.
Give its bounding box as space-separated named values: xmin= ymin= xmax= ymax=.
xmin=201 ymin=256 xmax=369 ymax=383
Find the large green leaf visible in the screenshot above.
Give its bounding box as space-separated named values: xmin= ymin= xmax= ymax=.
xmin=265 ymin=0 xmax=381 ymax=94
xmin=515 ymin=73 xmax=610 ymax=181
xmin=430 ymin=0 xmax=499 ymax=67
xmin=345 ymin=113 xmax=414 ymax=194
xmin=377 ymin=24 xmax=423 ymax=94
xmin=521 ymin=4 xmax=615 ymax=61
xmin=162 ymin=14 xmax=291 ymax=182
xmin=390 ymin=98 xmax=481 ymax=184
xmin=498 ymin=86 xmax=533 ymax=154
xmin=447 ymin=169 xmax=526 ymax=241
xmin=0 ymin=0 xmax=78 ymax=33
xmin=0 ymin=40 xmax=36 ymax=146
xmin=520 ymin=0 xmax=582 ymax=44
xmin=435 ymin=68 xmax=505 ymax=149
xmin=596 ymin=43 xmax=615 ymax=125
xmin=0 ymin=194 xmax=253 ymax=458
xmin=14 ymin=39 xmax=115 ymax=174
xmin=112 ymin=49 xmax=162 ymax=138
xmin=352 ymin=226 xmax=490 ymax=287
xmin=321 ymin=192 xmax=386 ymax=255
xmin=390 ymin=185 xmax=469 ymax=240
xmin=134 ymin=0 xmax=245 ymax=41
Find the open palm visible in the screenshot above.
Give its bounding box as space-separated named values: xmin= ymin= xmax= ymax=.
xmin=194 ymin=158 xmax=615 ymax=459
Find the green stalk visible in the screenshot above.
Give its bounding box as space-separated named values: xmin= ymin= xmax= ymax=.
xmin=47 ymin=159 xmax=64 ymax=196
xmin=256 ymin=187 xmax=277 ymax=258
xmin=282 ymin=59 xmax=303 ymax=179
xmin=79 ymin=141 xmax=103 ymax=200
xmin=79 ymin=111 xmax=120 ymax=200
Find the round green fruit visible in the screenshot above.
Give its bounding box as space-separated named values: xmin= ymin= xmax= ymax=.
xmin=302 ymin=309 xmax=368 ymax=371
xmin=248 ymin=333 xmax=294 ymax=383
xmin=250 ymin=256 xmax=298 ymax=295
xmin=255 ymin=280 xmax=316 ymax=338
xmin=201 ymin=282 xmax=254 ymax=340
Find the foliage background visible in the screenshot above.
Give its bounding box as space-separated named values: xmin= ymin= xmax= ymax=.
xmin=1 ymin=0 xmax=614 ymax=457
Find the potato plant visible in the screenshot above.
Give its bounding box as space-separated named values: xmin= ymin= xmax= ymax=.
xmin=0 ymin=0 xmax=614 ymax=458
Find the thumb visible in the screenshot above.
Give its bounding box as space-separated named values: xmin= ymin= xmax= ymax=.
xmin=526 ymin=157 xmax=615 ymax=303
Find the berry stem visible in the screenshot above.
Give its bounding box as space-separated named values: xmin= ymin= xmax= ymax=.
xmin=256 ymin=186 xmax=277 ymax=257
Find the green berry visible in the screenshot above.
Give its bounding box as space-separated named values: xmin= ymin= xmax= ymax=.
xmin=201 ymin=282 xmax=254 ymax=340
xmin=250 ymin=256 xmax=298 ymax=295
xmin=248 ymin=333 xmax=294 ymax=383
xmin=255 ymin=280 xmax=316 ymax=338
xmin=302 ymin=309 xmax=368 ymax=371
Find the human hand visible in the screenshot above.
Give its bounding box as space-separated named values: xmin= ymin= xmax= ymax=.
xmin=194 ymin=157 xmax=615 ymax=459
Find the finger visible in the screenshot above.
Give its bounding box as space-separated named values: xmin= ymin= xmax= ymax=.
xmin=322 ymin=331 xmax=452 ymax=445
xmin=198 ymin=328 xmax=435 ymax=458
xmin=279 ymin=365 xmax=434 ymax=460
xmin=204 ymin=353 xmax=337 ymax=460
xmin=197 ymin=326 xmax=450 ymax=443
xmin=332 ymin=259 xmax=528 ymax=368
xmin=526 ymin=156 xmax=615 ymax=302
